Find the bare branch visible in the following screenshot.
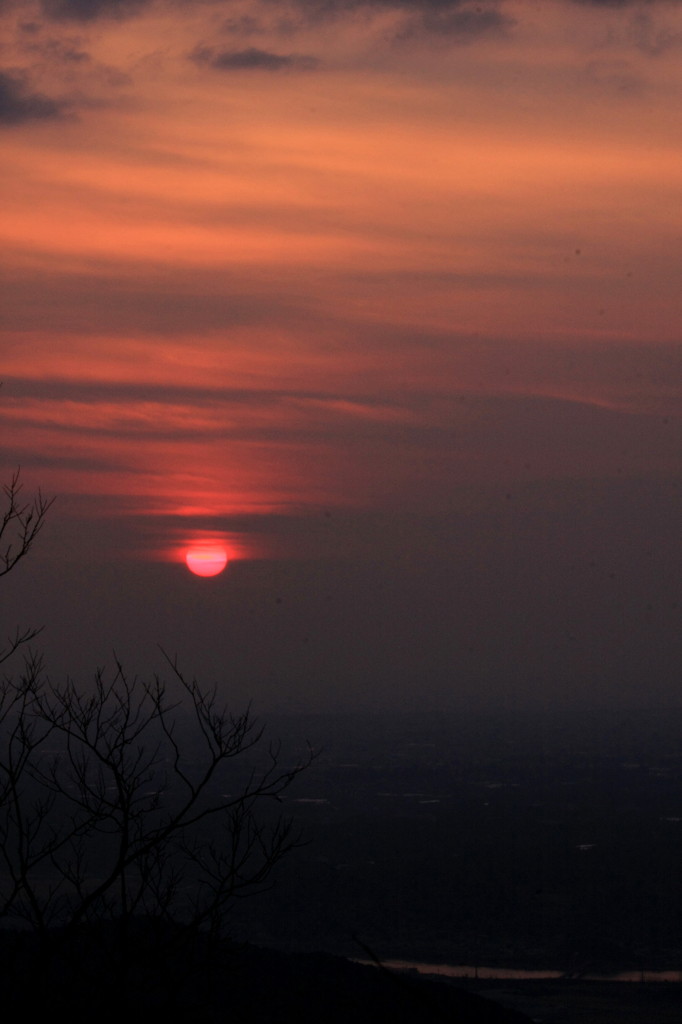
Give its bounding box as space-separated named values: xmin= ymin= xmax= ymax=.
xmin=0 ymin=655 xmax=315 ymax=937
xmin=0 ymin=469 xmax=54 ymax=580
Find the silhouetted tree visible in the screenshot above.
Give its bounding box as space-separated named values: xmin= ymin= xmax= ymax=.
xmin=0 ymin=655 xmax=313 ymax=938
xmin=0 ymin=469 xmax=313 ymax=972
xmin=0 ymin=468 xmax=53 ymax=667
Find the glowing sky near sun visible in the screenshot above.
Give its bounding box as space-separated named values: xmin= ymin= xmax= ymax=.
xmin=0 ymin=0 xmax=680 ymax=561
xmin=0 ymin=0 xmax=680 ymax=708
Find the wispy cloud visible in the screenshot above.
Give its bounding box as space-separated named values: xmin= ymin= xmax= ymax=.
xmin=38 ymin=0 xmax=148 ymax=21
xmin=191 ymin=45 xmax=320 ymax=72
xmin=0 ymin=69 xmax=64 ymax=124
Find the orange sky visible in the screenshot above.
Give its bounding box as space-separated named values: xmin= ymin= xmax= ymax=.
xmin=2 ymin=5 xmax=681 ymax=531
xmin=0 ymin=0 xmax=680 ymax=711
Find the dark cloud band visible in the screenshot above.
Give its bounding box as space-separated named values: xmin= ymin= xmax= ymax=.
xmin=0 ymin=70 xmax=64 ymax=124
xmin=38 ymin=0 xmax=148 ymax=20
xmin=21 ymin=0 xmax=679 ymax=29
xmin=191 ymin=45 xmax=320 ymax=71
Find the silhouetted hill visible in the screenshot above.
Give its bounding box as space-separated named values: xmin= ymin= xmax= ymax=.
xmin=0 ymin=923 xmax=531 ymax=1023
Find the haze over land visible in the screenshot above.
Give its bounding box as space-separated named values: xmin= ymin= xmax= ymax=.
xmin=0 ymin=0 xmax=680 ymax=711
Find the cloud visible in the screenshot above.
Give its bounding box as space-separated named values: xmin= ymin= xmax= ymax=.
xmin=584 ymin=57 xmax=643 ymax=93
xmin=220 ymin=14 xmax=264 ymax=37
xmin=38 ymin=0 xmax=149 ymax=20
xmin=630 ymin=11 xmax=682 ymax=54
xmin=283 ymin=0 xmax=513 ymax=35
xmin=191 ymin=45 xmax=320 ymax=71
xmin=295 ymin=0 xmax=504 ymax=12
xmin=394 ymin=4 xmax=512 ymax=40
xmin=31 ymin=0 xmax=513 ymax=38
xmin=24 ymin=35 xmax=91 ymax=64
xmin=569 ymin=0 xmax=679 ymax=6
xmin=17 ymin=0 xmax=682 ymax=28
xmin=0 ymin=70 xmax=64 ymax=124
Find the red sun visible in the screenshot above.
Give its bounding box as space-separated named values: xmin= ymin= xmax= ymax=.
xmin=184 ymin=546 xmax=229 ymax=577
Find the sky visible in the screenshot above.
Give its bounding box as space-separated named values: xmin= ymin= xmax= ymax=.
xmin=0 ymin=0 xmax=680 ymax=712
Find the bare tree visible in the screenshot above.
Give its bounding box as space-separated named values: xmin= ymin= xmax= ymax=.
xmin=0 ymin=469 xmax=54 ymax=667
xmin=0 ymin=655 xmax=314 ymax=1018
xmin=0 ymin=654 xmax=313 ymax=938
xmin=0 ymin=468 xmax=53 ymax=580
xmin=0 ymin=466 xmax=314 ymax=994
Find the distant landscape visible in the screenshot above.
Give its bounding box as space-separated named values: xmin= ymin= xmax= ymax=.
xmin=225 ymin=705 xmax=682 ymax=976
xmin=3 ymin=695 xmax=682 ymax=1022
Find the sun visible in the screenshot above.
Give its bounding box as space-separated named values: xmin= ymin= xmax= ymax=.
xmin=184 ymin=545 xmax=229 ymax=577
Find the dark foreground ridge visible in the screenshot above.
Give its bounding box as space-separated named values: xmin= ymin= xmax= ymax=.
xmin=0 ymin=923 xmax=531 ymax=1024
